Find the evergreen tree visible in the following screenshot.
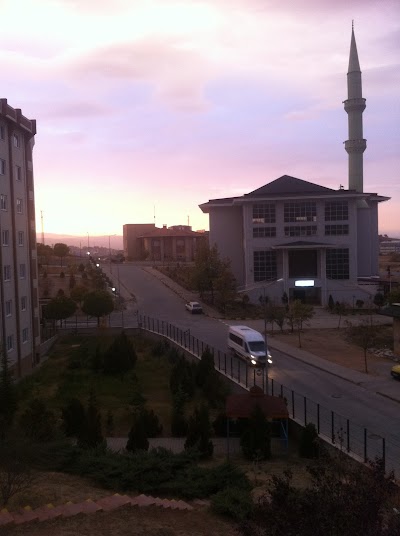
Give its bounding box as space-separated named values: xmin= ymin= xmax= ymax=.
xmin=19 ymin=399 xmax=58 ymax=442
xmin=328 ymin=294 xmax=335 ymax=311
xmin=103 ymin=331 xmax=137 ymax=375
xmin=0 ymin=350 xmax=17 ymax=439
xmin=61 ymin=398 xmax=86 ymax=437
xmin=240 ymin=404 xmax=271 ymax=461
xmin=196 ymin=347 xmax=215 ymax=388
xmin=77 ymin=390 xmax=104 ymax=449
xmin=184 ymin=405 xmax=214 ymax=459
xmin=126 ymin=412 xmax=149 ymax=452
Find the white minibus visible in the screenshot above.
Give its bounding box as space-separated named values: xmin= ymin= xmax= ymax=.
xmin=227 ymin=325 xmax=273 ymax=366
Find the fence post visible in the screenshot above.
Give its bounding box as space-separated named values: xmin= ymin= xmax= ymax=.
xmin=292 ymin=390 xmax=295 ymax=419
xmin=304 ymin=397 xmax=307 ymax=425
xmin=346 ymin=419 xmax=350 ymax=452
xmin=224 ymin=353 xmax=227 ymax=372
xmin=218 ymin=350 xmax=221 ymax=370
xmin=382 ymin=437 xmax=386 ymax=471
xmin=317 ymin=404 xmax=320 ymax=434
xmin=238 ymin=359 xmax=240 ymax=383
xmin=331 ymin=412 xmax=335 ymax=444
xmin=271 ymin=378 xmax=274 ymax=396
xmin=364 ymin=428 xmax=367 ymax=462
xmin=245 ymin=363 xmax=248 ymax=388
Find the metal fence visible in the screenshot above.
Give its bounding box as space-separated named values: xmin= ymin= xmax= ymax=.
xmin=137 ymin=314 xmax=399 ymax=480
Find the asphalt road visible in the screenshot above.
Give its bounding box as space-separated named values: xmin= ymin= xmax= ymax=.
xmin=106 ymin=262 xmax=400 ymax=477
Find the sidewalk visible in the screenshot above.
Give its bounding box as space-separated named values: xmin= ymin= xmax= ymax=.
xmin=141 ymin=266 xmax=400 ymax=405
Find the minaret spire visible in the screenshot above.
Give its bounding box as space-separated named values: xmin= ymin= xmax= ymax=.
xmin=344 ymin=22 xmax=366 ymax=192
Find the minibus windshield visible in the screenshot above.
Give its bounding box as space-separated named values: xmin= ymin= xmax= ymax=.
xmin=248 ymin=341 xmax=265 ymax=352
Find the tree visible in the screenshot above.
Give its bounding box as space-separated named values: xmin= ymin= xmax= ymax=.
xmin=53 ymin=242 xmax=70 ymax=267
xmin=37 ymin=243 xmax=53 ymax=267
xmin=77 ymin=390 xmax=104 ymax=449
xmin=192 ymin=242 xmax=222 ymax=303
xmin=287 ymin=300 xmax=315 ymax=348
xmin=196 ymin=347 xmax=215 ymax=388
xmin=373 ymin=292 xmax=385 ymax=309
xmin=19 ymin=399 xmax=58 ymax=442
xmin=240 ymin=403 xmax=271 ymax=461
xmin=334 ymin=301 xmax=349 ymax=329
xmin=0 ymin=350 xmax=17 ymax=439
xmin=61 ymin=398 xmax=86 ymax=438
xmin=184 ymin=405 xmax=214 ymax=459
xmin=345 ymin=319 xmax=378 ymax=373
xmin=240 ymin=453 xmax=399 ymax=536
xmin=82 ymin=290 xmax=114 ymax=326
xmin=103 ymin=331 xmax=137 ymax=375
xmin=328 ymin=294 xmax=335 ymax=311
xmin=0 ymin=440 xmax=36 ymax=507
xmin=126 ymin=412 xmax=149 ymax=453
xmin=387 ymin=288 xmax=400 ymax=304
xmin=43 ymin=295 xmax=77 ymax=327
xmin=214 ymin=259 xmax=237 ymax=313
xmin=70 ymin=284 xmax=88 ymax=308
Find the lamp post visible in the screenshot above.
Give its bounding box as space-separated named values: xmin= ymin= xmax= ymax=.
xmin=87 ymin=232 xmax=89 ymax=250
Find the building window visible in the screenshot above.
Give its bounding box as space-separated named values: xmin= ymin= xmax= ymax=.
xmin=253 ymin=227 xmax=276 ymax=238
xmin=0 ymin=159 xmax=5 ymax=175
xmin=21 ymin=296 xmax=27 ymax=311
xmin=6 ymin=334 xmax=13 ymax=352
xmin=254 ymin=250 xmax=277 ymax=281
xmin=5 ymin=300 xmax=12 ymax=317
xmin=22 ymin=327 xmax=28 ymax=343
xmin=3 ymin=265 xmax=11 ymax=281
xmin=325 ymin=201 xmax=348 ymax=221
xmin=18 ymin=231 xmax=24 ymax=246
xmin=326 ymin=248 xmax=349 ymax=280
xmin=0 ymin=125 xmax=4 ymax=140
xmin=284 ymin=202 xmax=317 ymax=223
xmin=13 ymin=133 xmax=20 ymax=148
xmin=19 ymin=263 xmax=26 ymax=278
xmin=325 ymin=224 xmax=349 ymax=236
xmin=15 ymin=165 xmax=22 ymax=181
xmin=2 ymin=229 xmax=9 ymax=246
xmin=284 ymin=225 xmax=317 ymax=237
xmin=16 ymin=198 xmax=23 ymax=213
xmin=252 ymin=203 xmax=276 ymax=224
xmin=0 ymin=194 xmax=7 ymax=210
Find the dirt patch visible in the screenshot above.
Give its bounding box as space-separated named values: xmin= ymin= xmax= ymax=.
xmin=269 ymin=326 xmax=395 ymax=376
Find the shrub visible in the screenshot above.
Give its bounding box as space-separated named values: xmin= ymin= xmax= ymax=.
xmin=185 ymin=405 xmax=213 ymax=459
xmin=60 ymin=271 xmax=65 ymax=278
xmin=19 ymin=399 xmax=58 ymax=442
xmin=196 ymin=347 xmax=215 ymax=388
xmin=170 ymin=357 xmax=196 ymax=398
xmin=103 ymin=331 xmax=137 ymax=375
xmin=136 ymin=407 xmax=163 ymax=438
xmin=299 ymin=423 xmax=319 ymax=458
xmin=211 ymin=486 xmax=254 ymax=521
xmin=126 ymin=414 xmax=149 ymax=453
xmin=151 ymin=340 xmax=169 ymax=357
xmin=61 ymin=398 xmax=86 ymax=437
xmin=240 ymin=404 xmax=271 ymax=460
xmin=77 ymin=391 xmax=104 ymax=450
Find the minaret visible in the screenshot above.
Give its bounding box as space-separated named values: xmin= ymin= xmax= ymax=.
xmin=344 ymin=22 xmax=366 ymax=192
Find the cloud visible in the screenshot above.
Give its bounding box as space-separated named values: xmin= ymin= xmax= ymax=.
xmin=37 ymin=101 xmax=114 ymax=120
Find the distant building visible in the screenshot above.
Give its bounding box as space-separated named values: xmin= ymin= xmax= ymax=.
xmin=199 ymin=26 xmax=390 ymax=307
xmin=0 ymin=98 xmax=40 ymax=377
xmin=380 ymin=241 xmax=400 ymax=255
xmin=123 ymin=223 xmax=207 ymax=261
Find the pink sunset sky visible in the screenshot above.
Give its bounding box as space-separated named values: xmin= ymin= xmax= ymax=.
xmin=1 ymin=0 xmax=399 ymax=238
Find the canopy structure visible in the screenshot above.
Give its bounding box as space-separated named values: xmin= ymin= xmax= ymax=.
xmin=225 ymin=386 xmax=289 ymax=458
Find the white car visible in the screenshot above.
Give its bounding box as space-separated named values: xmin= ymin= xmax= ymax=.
xmin=185 ymin=301 xmax=203 ymax=314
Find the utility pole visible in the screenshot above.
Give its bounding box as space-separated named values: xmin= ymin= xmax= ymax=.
xmin=40 ymin=210 xmax=45 ymax=245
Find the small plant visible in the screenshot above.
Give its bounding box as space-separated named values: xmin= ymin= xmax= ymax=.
xmin=299 ymin=422 xmax=320 ymax=458
xmin=60 ymin=271 xmax=65 ymax=278
xmin=211 ymin=486 xmax=253 ymax=521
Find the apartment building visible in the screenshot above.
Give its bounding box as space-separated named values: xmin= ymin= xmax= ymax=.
xmin=0 ymin=98 xmax=40 ymax=377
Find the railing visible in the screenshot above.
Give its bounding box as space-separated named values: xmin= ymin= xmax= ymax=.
xmin=137 ymin=314 xmax=399 ymax=481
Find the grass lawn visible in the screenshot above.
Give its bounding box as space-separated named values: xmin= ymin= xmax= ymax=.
xmin=16 ymin=333 xmax=175 ymax=436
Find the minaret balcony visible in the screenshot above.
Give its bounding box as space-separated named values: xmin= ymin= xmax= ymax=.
xmin=345 ymin=139 xmax=367 ymax=153
xmin=344 ymin=98 xmax=366 ymax=113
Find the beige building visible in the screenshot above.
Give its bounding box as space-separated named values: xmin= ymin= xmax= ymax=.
xmin=0 ymin=98 xmax=40 ymax=377
xmin=123 ymin=223 xmax=207 ymax=262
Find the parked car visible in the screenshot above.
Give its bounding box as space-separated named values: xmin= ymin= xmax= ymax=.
xmin=185 ymin=301 xmax=203 ymax=314
xmin=391 ymin=364 xmax=400 ymax=380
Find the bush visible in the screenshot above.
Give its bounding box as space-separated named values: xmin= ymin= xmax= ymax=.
xmin=240 ymin=404 xmax=271 ymax=461
xmin=211 ymin=486 xmax=254 ymax=521
xmin=61 ymin=398 xmax=86 ymax=437
xmin=19 ymin=399 xmax=58 ymax=442
xmin=151 ymin=340 xmax=169 ymax=357
xmin=185 ymin=405 xmax=214 ymax=459
xmin=170 ymin=357 xmax=196 ymax=398
xmin=103 ymin=332 xmax=137 ymax=375
xmin=60 ymin=271 xmax=65 ymax=278
xmin=299 ymin=423 xmax=319 ymax=458
xmin=126 ymin=415 xmax=149 ymax=453
xmin=196 ymin=347 xmax=215 ymax=388
xmin=136 ymin=407 xmax=163 ymax=438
